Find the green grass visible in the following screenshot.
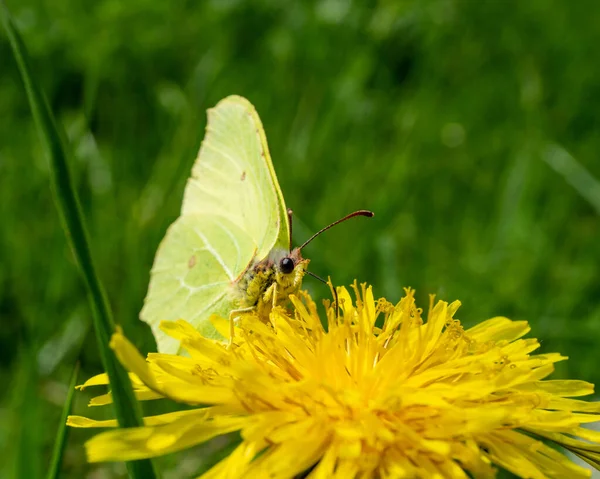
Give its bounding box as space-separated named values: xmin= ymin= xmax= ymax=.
xmin=1 ymin=0 xmax=600 ymax=477
xmin=2 ymin=2 xmax=157 ymax=477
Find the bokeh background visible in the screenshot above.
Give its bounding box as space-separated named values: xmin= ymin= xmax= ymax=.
xmin=2 ymin=0 xmax=600 ymax=477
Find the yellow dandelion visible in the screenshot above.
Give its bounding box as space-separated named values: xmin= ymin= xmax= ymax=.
xmin=69 ymin=283 xmax=600 ymax=478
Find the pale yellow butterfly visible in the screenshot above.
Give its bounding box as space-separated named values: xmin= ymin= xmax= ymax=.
xmin=140 ymin=95 xmax=372 ymax=353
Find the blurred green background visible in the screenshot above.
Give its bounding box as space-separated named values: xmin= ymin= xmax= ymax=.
xmin=2 ymin=0 xmax=600 ymax=477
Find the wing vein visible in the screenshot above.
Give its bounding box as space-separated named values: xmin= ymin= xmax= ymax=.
xmin=182 ymin=280 xmax=229 ymax=294
xmin=193 ymin=227 xmax=235 ymax=280
xmin=199 ymin=160 xmax=235 ymax=181
xmin=187 ymin=291 xmax=228 ymax=323
xmin=202 ymin=140 xmax=242 ymax=172
xmin=213 ymin=218 xmax=244 ymax=272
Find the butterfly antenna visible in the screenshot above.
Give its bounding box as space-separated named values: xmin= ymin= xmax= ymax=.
xmin=298 ymin=210 xmax=374 ymax=251
xmin=307 ymin=271 xmax=340 ymax=317
xmin=287 ymin=208 xmax=294 ymax=252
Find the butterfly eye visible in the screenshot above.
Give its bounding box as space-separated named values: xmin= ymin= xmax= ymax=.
xmin=280 ymin=257 xmax=295 ymax=274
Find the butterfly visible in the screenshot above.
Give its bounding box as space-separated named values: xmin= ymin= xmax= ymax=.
xmin=140 ymin=95 xmax=372 ymax=353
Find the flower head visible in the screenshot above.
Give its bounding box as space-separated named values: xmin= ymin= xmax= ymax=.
xmin=69 ymin=283 xmax=600 ymax=478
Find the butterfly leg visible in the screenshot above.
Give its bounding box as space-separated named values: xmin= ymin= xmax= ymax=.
xmin=271 ymin=282 xmax=278 ymax=309
xmin=228 ymin=307 xmax=254 ymax=347
xmin=261 ymin=282 xmax=279 ymax=314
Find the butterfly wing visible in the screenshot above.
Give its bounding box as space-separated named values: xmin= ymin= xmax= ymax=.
xmin=182 ymin=95 xmax=290 ymax=256
xmin=141 ymin=215 xmax=256 ymax=353
xmin=140 ymin=96 xmax=290 ymax=353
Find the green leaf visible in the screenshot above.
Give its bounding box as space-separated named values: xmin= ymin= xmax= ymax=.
xmin=47 ymin=361 xmax=80 ymax=479
xmin=0 ymin=4 xmax=158 ymax=478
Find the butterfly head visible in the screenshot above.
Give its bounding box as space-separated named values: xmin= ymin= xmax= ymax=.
xmin=274 ymin=247 xmax=309 ymax=291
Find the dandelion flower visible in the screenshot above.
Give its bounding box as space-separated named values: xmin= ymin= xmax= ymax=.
xmin=69 ymin=283 xmax=600 ymax=478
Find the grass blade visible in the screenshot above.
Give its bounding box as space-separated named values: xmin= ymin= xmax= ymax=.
xmin=0 ymin=4 xmax=158 ymax=478
xmin=544 ymin=143 xmax=600 ymax=215
xmin=47 ymin=361 xmax=80 ymax=479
